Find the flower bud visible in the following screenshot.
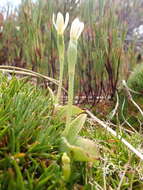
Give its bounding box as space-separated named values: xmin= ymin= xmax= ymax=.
xmin=62 ymin=152 xmax=71 ymax=182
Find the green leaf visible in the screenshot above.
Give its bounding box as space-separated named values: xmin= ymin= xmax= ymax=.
xmin=61 ymin=137 xmax=99 ymax=162
xmin=0 ymin=126 xmax=9 ymax=141
xmin=65 ymin=114 xmax=87 ymax=143
xmin=54 ymin=105 xmax=84 ymax=121
xmin=11 ymin=159 xmax=25 ymax=190
xmin=74 ymin=136 xmax=99 ymax=159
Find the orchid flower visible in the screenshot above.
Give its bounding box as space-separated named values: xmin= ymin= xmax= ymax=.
xmin=52 ymin=12 xmax=69 ymax=35
xmin=70 ymin=18 xmax=84 ymax=41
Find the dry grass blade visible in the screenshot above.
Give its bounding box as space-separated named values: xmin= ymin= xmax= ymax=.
xmin=0 ymin=65 xmax=67 ymax=92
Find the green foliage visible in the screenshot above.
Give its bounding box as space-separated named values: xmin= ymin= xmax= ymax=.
xmin=0 ymin=74 xmax=64 ymax=190
xmin=127 ymin=63 xmax=143 ymax=95
xmin=116 ymin=63 xmax=143 ymax=130
xmin=0 ymin=74 xmax=142 ymax=189
xmin=78 ymin=1 xmax=127 ymax=97
xmin=111 ymin=62 xmax=143 ymax=132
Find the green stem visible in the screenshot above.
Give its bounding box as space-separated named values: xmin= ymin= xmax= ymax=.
xmin=56 ymin=56 xmax=64 ymax=104
xmin=63 ymin=40 xmax=77 ymax=137
xmin=56 ymin=35 xmax=65 ymax=105
xmin=64 ymin=72 xmax=75 ymax=136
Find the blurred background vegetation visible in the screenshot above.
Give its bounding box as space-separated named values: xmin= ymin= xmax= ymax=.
xmin=0 ymin=0 xmax=143 ymax=104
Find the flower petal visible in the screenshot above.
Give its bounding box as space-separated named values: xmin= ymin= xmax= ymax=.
xmin=56 ymin=12 xmax=65 ymax=34
xmin=70 ymin=18 xmax=84 ymax=41
xmin=64 ymin=12 xmax=69 ymax=31
xmin=70 ymin=18 xmax=79 ymax=40
xmin=76 ymin=22 xmax=84 ymax=40
xmin=52 ymin=13 xmax=57 ymax=30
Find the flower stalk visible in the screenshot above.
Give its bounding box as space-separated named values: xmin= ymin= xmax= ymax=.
xmin=56 ymin=34 xmax=65 ymax=104
xmin=63 ymin=40 xmax=77 ymax=136
xmin=63 ymin=18 xmax=84 ymax=137
xmin=53 ymin=12 xmax=69 ymax=104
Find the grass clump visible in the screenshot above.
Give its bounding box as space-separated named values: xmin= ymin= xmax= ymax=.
xmin=127 ymin=63 xmax=143 ymax=95
xmin=116 ymin=63 xmax=143 ymax=130
xmin=0 ymin=74 xmax=65 ymax=190
xmin=0 ymin=74 xmax=100 ymax=189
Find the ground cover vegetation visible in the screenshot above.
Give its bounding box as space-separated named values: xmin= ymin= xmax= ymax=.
xmin=0 ymin=0 xmax=143 ymax=189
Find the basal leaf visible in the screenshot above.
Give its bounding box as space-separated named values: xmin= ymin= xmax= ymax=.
xmin=61 ymin=137 xmax=99 ymax=162
xmin=66 ymin=114 xmax=87 ymax=143
xmin=54 ymin=105 xmax=84 ymax=122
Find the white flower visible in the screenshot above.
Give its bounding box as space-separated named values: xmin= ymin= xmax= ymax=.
xmin=70 ymin=18 xmax=84 ymax=41
xmin=133 ymin=25 xmax=143 ymax=38
xmin=52 ymin=12 xmax=69 ymax=35
xmin=16 ymin=26 xmax=20 ymax=31
xmin=0 ymin=26 xmax=3 ymax=32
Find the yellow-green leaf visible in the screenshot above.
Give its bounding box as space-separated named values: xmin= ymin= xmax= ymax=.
xmin=54 ymin=105 xmax=84 ymax=121
xmin=61 ymin=137 xmax=98 ymax=162
xmin=74 ymin=136 xmax=99 ymax=159
xmin=66 ymin=114 xmax=87 ymax=143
